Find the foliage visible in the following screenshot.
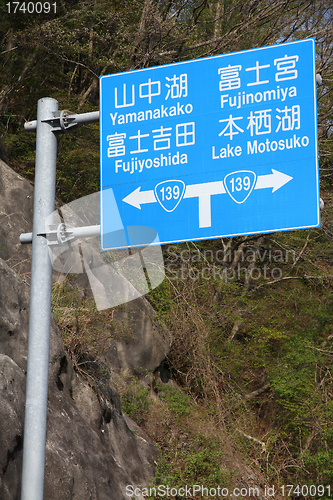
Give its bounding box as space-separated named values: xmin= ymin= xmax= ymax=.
xmin=147 ymin=229 xmax=333 ymax=486
xmin=152 ymin=433 xmax=231 ymax=494
xmin=158 ymin=384 xmax=192 ymax=417
xmin=120 ymin=378 xmax=151 ymax=423
xmin=122 ymin=378 xmax=235 ymax=497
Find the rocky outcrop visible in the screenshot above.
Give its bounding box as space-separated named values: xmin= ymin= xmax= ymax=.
xmin=0 ymin=257 xmax=158 ymax=499
xmin=103 ymin=296 xmax=172 ymax=389
xmin=0 ymin=159 xmax=33 ymax=278
xmin=0 ymin=160 xmax=170 ymax=499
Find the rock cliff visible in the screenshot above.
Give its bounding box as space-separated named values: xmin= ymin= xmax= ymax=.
xmin=0 ymin=159 xmax=169 ymax=499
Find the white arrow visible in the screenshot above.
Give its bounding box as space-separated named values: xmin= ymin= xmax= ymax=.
xmin=255 ymin=169 xmax=293 ymax=193
xmin=123 ymin=181 xmax=225 ymax=209
xmin=123 ymin=180 xmax=226 ymax=227
xmin=122 ymin=169 xmax=293 ymax=228
xmin=122 ymin=186 xmax=156 ymax=210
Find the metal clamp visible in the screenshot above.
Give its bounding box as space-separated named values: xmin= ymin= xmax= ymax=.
xmin=59 ymin=110 xmax=74 ymax=131
xmin=24 ymin=110 xmax=99 ymax=133
xmin=20 ymin=223 xmax=100 ymax=246
xmin=45 ymin=223 xmax=75 ymax=246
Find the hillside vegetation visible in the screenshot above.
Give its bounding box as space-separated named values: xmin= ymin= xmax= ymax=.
xmin=1 ymin=0 xmax=333 ymax=497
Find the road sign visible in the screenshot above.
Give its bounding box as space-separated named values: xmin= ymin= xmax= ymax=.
xmin=100 ymin=38 xmax=319 ymax=250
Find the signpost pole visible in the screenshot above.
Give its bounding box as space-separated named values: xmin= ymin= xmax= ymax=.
xmin=21 ymin=97 xmax=58 ymax=500
xmin=20 ymin=99 xmax=99 ymax=499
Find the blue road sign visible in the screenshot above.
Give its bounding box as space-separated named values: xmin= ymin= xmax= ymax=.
xmin=100 ymin=38 xmax=319 ymax=250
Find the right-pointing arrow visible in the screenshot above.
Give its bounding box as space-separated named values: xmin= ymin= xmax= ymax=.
xmin=255 ymin=169 xmax=293 ymax=193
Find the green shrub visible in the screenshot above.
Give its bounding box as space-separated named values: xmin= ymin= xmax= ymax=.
xmin=158 ymin=385 xmax=192 ymax=417
xmin=120 ymin=379 xmax=151 ymax=423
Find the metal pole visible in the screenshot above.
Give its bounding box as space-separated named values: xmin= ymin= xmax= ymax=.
xmin=21 ymin=97 xmax=58 ymax=500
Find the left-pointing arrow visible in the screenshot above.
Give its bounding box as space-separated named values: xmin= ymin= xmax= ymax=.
xmin=122 ymin=186 xmax=156 ymax=209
